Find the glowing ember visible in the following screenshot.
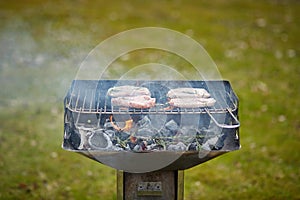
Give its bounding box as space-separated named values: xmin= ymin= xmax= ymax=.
xmin=110 ymin=115 xmax=133 ymax=131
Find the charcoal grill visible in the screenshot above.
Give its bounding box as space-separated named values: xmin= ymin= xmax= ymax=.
xmin=63 ymin=79 xmax=240 ymax=199
xmin=62 ymin=27 xmax=240 ymax=199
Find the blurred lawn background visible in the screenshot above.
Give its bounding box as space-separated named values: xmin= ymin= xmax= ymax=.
xmin=0 ymin=0 xmax=299 ymax=199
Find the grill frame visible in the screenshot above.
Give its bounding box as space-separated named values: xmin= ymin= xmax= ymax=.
xmin=63 ymin=79 xmax=240 ymax=172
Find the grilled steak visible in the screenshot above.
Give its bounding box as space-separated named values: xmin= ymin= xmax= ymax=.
xmin=111 ymin=95 xmax=156 ymax=109
xmin=107 ymin=86 xmax=150 ymax=97
xmin=167 ymin=88 xmax=211 ymax=98
xmin=169 ymin=97 xmax=216 ymax=108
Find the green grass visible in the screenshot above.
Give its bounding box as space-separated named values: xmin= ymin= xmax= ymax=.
xmin=1 ymin=0 xmax=300 ymax=199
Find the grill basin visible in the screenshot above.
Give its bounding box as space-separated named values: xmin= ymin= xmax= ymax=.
xmin=63 ymin=79 xmax=240 ymax=172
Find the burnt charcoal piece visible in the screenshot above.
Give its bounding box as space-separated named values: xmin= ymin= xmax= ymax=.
xmin=165 ymin=120 xmax=179 ymax=133
xmin=159 ymin=127 xmax=172 ymax=137
xmin=151 ymin=145 xmax=165 ymax=151
xmin=104 ymin=120 xmax=114 ymax=130
xmin=153 ymin=137 xmax=167 ymax=150
xmin=201 ymin=134 xmax=226 ymax=151
xmin=206 ymin=125 xmax=221 ymax=137
xmin=167 ymin=142 xmax=187 ymax=151
xmin=137 ymin=116 xmax=151 ymax=128
xmin=195 ymin=130 xmax=206 ymax=144
xmin=163 ymin=120 xmax=179 ymax=136
xmin=104 ymin=130 xmax=115 ymax=138
xmin=213 ymin=134 xmax=226 ymax=150
xmin=88 ymin=130 xmax=112 ymax=150
xmin=128 ymin=141 xmax=136 ymax=150
xmin=64 ymin=124 xmax=81 ymax=150
xmin=180 ymin=127 xmax=198 ymax=136
xmin=136 ymin=128 xmax=158 ymax=137
xmin=131 ymin=138 xmax=147 ymax=152
xmin=112 ymin=138 xmax=118 ymax=145
xmin=146 ymin=139 xmax=154 ymax=146
xmin=116 ymin=131 xmax=130 ymax=140
xmin=188 ymin=142 xmax=198 ymax=151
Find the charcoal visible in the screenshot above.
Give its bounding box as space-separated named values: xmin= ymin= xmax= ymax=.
xmin=151 ymin=145 xmax=165 ymax=151
xmin=111 ymin=145 xmax=124 ymax=151
xmin=112 ymin=138 xmax=118 ymax=145
xmin=146 ymin=139 xmax=154 ymax=145
xmin=128 ymin=141 xmax=136 ymax=150
xmin=137 ymin=116 xmax=151 ymax=128
xmin=88 ymin=130 xmax=112 ymax=150
xmin=136 ymin=128 xmax=158 ymax=137
xmin=159 ymin=127 xmax=172 ymax=137
xmin=167 ymin=142 xmax=187 ymax=151
xmin=188 ymin=142 xmax=198 ymax=151
xmin=165 ymin=120 xmax=179 ymax=134
xmin=104 ymin=120 xmax=114 ymax=130
xmin=212 ymin=134 xmax=226 ymax=150
xmin=195 ymin=131 xmax=206 ymax=144
xmin=117 ymin=139 xmax=129 ymax=150
xmin=65 ymin=112 xmax=227 ymax=153
xmin=180 ymin=127 xmax=198 ymax=137
xmin=132 ymin=140 xmax=147 ymax=152
xmin=78 ymin=127 xmax=91 ymax=149
xmin=202 ymin=136 xmax=219 ymax=151
xmin=199 ymin=127 xmax=209 ymax=135
xmin=136 ymin=138 xmax=144 ymax=144
xmin=206 ymin=125 xmax=221 ymax=137
xmin=104 ymin=130 xmax=115 ymax=138
xmin=115 ymin=131 xmax=130 ymax=140
xmin=133 ymin=144 xmax=140 ymax=152
xmin=153 ymin=138 xmax=166 ymax=150
xmin=65 ymin=127 xmax=81 ymax=150
xmin=186 ymin=137 xmax=196 ymax=144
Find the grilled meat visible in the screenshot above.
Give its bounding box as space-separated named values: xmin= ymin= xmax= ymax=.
xmin=111 ymin=95 xmax=156 ymax=109
xmin=107 ymin=85 xmax=150 ymax=97
xmin=167 ymin=88 xmax=211 ymax=98
xmin=169 ymin=97 xmax=216 ymax=108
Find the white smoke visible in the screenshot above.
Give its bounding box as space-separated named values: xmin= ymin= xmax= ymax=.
xmin=0 ymin=17 xmax=84 ymax=109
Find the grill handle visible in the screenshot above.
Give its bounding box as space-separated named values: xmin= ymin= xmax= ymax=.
xmin=204 ymin=108 xmax=240 ymax=129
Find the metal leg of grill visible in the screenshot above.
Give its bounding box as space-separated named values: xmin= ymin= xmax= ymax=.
xmin=117 ymin=170 xmax=184 ymax=200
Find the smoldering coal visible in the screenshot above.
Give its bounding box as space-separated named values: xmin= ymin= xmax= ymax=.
xmin=64 ymin=115 xmax=227 ymax=152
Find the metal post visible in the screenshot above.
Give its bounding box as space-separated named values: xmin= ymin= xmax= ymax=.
xmin=117 ymin=170 xmax=124 ymax=200
xmin=177 ymin=170 xmax=184 ymax=200
xmin=117 ymin=170 xmax=184 ymax=200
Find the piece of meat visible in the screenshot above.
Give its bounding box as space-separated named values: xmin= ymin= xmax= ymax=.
xmin=169 ymin=97 xmax=216 ymax=108
xmin=107 ymin=86 xmax=150 ymax=97
xmin=167 ymin=88 xmax=210 ymax=98
xmin=111 ymin=95 xmax=156 ymax=109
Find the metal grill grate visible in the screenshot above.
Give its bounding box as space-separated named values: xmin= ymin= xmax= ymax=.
xmin=65 ymin=80 xmax=239 ymax=129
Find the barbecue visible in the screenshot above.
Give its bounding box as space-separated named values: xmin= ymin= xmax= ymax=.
xmin=62 ymin=27 xmax=240 ymax=199
xmin=63 ymin=79 xmax=240 ymax=198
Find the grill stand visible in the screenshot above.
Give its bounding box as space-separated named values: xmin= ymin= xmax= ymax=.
xmin=117 ymin=170 xmax=184 ymax=200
